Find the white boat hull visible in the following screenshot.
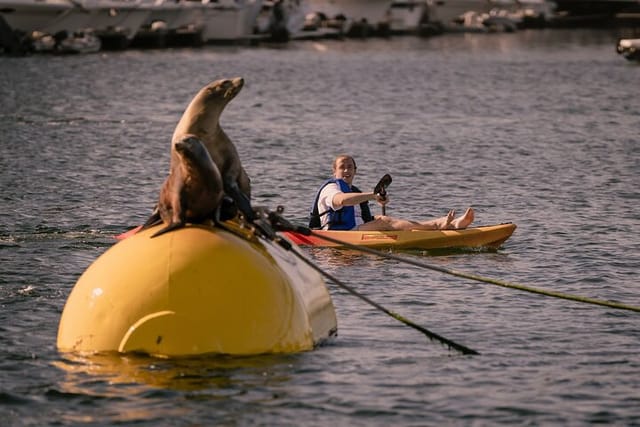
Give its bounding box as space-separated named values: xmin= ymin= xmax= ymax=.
xmin=200 ymin=0 xmax=263 ymax=42
xmin=0 ymin=0 xmax=154 ymax=45
xmin=254 ymin=0 xmax=311 ymax=39
xmin=432 ymin=0 xmax=493 ymax=28
xmin=143 ymin=1 xmax=206 ymax=33
xmin=617 ymin=38 xmax=640 ymax=62
xmin=388 ymin=0 xmax=431 ymax=32
xmin=308 ymin=0 xmax=392 ymax=28
xmin=0 ymin=0 xmax=92 ymax=35
xmin=82 ymin=0 xmax=153 ymax=42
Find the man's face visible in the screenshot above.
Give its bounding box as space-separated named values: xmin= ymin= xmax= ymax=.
xmin=334 ymin=157 xmax=356 ymax=185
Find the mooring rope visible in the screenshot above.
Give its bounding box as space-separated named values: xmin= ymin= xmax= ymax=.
xmin=216 ymin=215 xmax=479 ymax=355
xmin=304 ymin=230 xmax=640 ymax=313
xmin=287 ymin=244 xmax=479 ymax=355
xmin=211 ymin=209 xmax=638 ymax=358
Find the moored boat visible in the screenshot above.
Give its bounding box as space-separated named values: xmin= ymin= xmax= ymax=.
xmin=307 ymin=0 xmax=393 ymax=36
xmin=83 ymin=0 xmax=155 ymax=50
xmin=388 ymin=0 xmax=435 ymax=35
xmin=131 ymin=0 xmax=207 ymax=48
xmin=55 ymin=28 xmax=102 ymax=53
xmin=57 ymin=223 xmax=338 ymax=357
xmin=0 ymin=0 xmax=157 ymax=51
xmin=0 ymin=0 xmax=95 ymax=50
xmin=282 ymin=223 xmax=516 ymax=250
xmin=616 ymin=37 xmax=640 ymax=61
xmin=200 ymin=0 xmax=263 ymax=43
xmin=0 ymin=0 xmax=87 ymax=34
xmin=430 ymin=0 xmax=493 ymax=31
xmin=253 ymin=0 xmax=310 ymax=41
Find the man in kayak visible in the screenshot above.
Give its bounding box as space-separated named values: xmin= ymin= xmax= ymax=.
xmin=309 ymin=154 xmax=475 ymax=231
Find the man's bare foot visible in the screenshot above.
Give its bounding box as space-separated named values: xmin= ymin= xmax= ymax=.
xmin=451 ymin=208 xmax=474 ymax=229
xmin=439 ymin=209 xmax=455 ymax=229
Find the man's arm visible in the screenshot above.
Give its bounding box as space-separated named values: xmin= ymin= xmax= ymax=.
xmin=333 ymin=192 xmax=386 ymax=209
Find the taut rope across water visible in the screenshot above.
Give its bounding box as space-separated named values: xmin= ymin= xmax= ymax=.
xmin=217 ymin=207 xmax=639 ymax=357
xmin=261 ymin=208 xmax=640 ymax=314
xmin=303 ymin=228 xmax=640 ymax=313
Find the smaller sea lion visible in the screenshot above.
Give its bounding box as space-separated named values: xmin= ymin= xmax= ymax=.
xmin=172 ymin=77 xmax=254 ymax=220
xmin=151 ymin=135 xmax=225 ymax=238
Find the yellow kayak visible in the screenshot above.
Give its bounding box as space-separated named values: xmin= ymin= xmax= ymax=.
xmin=58 ymin=223 xmax=337 ymax=357
xmin=282 ymin=223 xmax=516 ymax=250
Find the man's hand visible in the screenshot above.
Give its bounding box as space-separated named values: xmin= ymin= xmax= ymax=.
xmin=375 ymin=193 xmax=388 ymax=206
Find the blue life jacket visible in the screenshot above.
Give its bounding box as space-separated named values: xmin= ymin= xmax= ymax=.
xmin=309 ymin=178 xmax=373 ymax=230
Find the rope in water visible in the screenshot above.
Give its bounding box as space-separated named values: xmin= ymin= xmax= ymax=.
xmin=308 ymin=231 xmax=640 ymax=313
xmin=288 ymin=245 xmax=479 ymax=355
xmin=216 ymin=216 xmax=478 ymax=355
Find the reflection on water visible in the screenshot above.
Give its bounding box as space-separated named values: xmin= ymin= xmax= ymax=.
xmin=54 ymin=351 xmax=301 ymax=392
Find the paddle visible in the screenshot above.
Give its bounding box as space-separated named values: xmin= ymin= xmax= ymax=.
xmin=373 ymin=174 xmax=392 ymax=215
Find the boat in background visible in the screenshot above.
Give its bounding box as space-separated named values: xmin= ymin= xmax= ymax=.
xmin=200 ymin=0 xmax=263 ymax=43
xmin=616 ymin=37 xmax=640 ymax=61
xmin=132 ymin=0 xmax=207 ymax=48
xmin=82 ymin=0 xmax=154 ymax=49
xmin=388 ymin=0 xmax=438 ymax=35
xmin=30 ymin=27 xmax=101 ymax=53
xmin=254 ymin=0 xmax=311 ymax=41
xmin=486 ymin=0 xmax=556 ymax=28
xmin=430 ymin=0 xmax=493 ymax=30
xmin=0 ymin=0 xmax=156 ymax=50
xmin=133 ymin=0 xmax=266 ymax=47
xmin=307 ymin=0 xmax=393 ymax=36
xmin=56 ymin=28 xmax=102 ymax=53
xmin=283 ymin=223 xmax=516 ymax=251
xmin=449 ymin=8 xmax=519 ymax=32
xmin=0 ymin=0 xmax=94 ymax=38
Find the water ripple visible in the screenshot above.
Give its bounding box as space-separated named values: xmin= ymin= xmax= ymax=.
xmin=1 ymin=29 xmax=639 ymax=426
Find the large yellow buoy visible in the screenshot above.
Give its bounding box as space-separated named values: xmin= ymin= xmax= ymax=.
xmin=57 ymin=224 xmax=337 ymax=357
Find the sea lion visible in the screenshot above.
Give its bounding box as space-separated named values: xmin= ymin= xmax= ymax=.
xmin=150 ymin=135 xmax=225 ymax=238
xmin=172 ymin=77 xmax=253 ymax=219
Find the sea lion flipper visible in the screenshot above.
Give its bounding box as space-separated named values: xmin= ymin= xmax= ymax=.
xmin=140 ymin=207 xmax=162 ymax=230
xmin=217 ymin=195 xmax=238 ymax=222
xmin=150 ymin=221 xmax=185 ymax=238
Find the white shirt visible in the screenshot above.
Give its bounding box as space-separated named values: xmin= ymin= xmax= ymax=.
xmin=317 ymin=182 xmax=363 ymax=230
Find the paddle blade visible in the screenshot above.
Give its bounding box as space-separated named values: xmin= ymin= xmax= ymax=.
xmin=374 ymin=174 xmax=392 ymax=196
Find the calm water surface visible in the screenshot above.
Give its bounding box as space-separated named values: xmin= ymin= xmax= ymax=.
xmin=1 ymin=29 xmax=639 ymax=426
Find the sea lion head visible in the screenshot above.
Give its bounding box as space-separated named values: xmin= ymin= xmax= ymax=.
xmin=172 ymin=77 xmax=244 ymax=145
xmin=174 ymin=135 xmax=220 ymax=181
xmin=151 ymin=135 xmax=225 ymax=238
xmin=175 ymin=134 xmax=208 ymax=159
xmin=201 ymin=77 xmax=244 ymax=107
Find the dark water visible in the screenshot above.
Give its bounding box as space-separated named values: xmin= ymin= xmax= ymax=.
xmin=1 ymin=29 xmax=640 ymax=426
